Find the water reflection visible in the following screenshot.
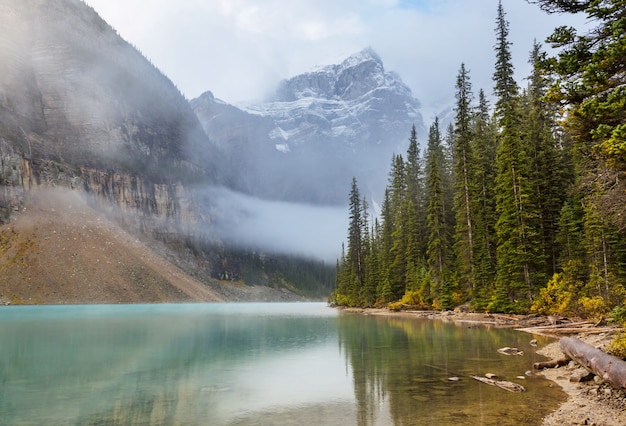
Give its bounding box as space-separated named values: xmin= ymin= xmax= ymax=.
xmin=0 ymin=304 xmax=564 ymax=425
xmin=337 ymin=313 xmax=565 ymax=425
xmin=0 ymin=303 xmax=350 ymax=425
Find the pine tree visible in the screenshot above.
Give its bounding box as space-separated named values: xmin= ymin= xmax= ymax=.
xmin=493 ymin=0 xmax=518 ymax=120
xmin=334 ymin=243 xmax=350 ymax=305
xmin=405 ymin=125 xmax=426 ymax=263
xmin=532 ymin=0 xmax=626 ymax=307
xmin=363 ymin=219 xmax=381 ymax=307
xmin=442 ymin=124 xmax=457 ymax=232
xmin=555 ymin=199 xmax=586 ymax=277
xmin=453 ymin=63 xmax=476 ymax=298
xmin=470 ymin=89 xmax=498 ymax=308
xmin=425 ymin=119 xmax=454 ymax=309
xmin=583 ymin=201 xmax=622 ymax=304
xmin=388 ymin=155 xmax=409 ymax=300
xmin=523 ymin=41 xmax=570 ymax=276
xmin=404 ymin=125 xmax=426 ymax=294
xmin=378 ymin=188 xmax=395 ymax=303
xmin=491 ymin=0 xmax=540 ymax=312
xmin=343 ymin=177 xmax=367 ymax=305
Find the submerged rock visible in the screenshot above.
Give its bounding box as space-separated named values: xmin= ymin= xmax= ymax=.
xmin=498 ymin=347 xmax=524 ymax=356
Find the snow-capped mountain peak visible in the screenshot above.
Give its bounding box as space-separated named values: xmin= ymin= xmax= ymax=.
xmin=191 ymin=48 xmax=425 ymax=205
xmin=274 ymin=47 xmax=394 ymax=102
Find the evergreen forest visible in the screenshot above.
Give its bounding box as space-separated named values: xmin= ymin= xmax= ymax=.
xmin=331 ymin=0 xmax=626 ymax=319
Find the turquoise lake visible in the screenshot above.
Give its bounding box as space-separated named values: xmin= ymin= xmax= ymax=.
xmin=0 ymin=303 xmax=564 ymax=425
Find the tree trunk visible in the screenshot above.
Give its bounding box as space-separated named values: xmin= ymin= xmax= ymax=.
xmin=470 ymin=375 xmax=526 ymax=392
xmin=533 ymin=357 xmax=571 ymax=370
xmin=560 ymin=337 xmax=626 ymax=389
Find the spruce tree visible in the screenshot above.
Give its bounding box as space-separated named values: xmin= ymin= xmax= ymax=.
xmin=470 ymin=89 xmax=498 ymax=308
xmin=345 ymin=177 xmax=366 ymax=305
xmin=453 ymin=63 xmax=476 ymax=298
xmin=388 ymin=155 xmax=409 ymax=300
xmin=334 ymin=244 xmax=350 ymax=305
xmin=493 ymin=0 xmax=518 ymax=120
xmin=523 ymin=41 xmax=570 ymax=276
xmin=378 ymin=189 xmax=396 ymax=303
xmin=425 ymin=119 xmax=454 ymax=309
xmin=583 ymin=201 xmax=626 ymax=305
xmin=491 ymin=0 xmax=539 ymax=312
xmin=443 ymin=124 xmax=457 ymax=233
xmin=555 ymin=199 xmax=587 ymax=278
xmin=363 ymin=219 xmax=381 ymax=307
xmin=404 ymin=125 xmax=426 ymax=294
xmin=531 ymin=0 xmax=626 ymax=310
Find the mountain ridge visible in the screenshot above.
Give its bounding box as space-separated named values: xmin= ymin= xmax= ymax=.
xmin=192 ymin=48 xmax=426 ymax=205
xmin=0 ymin=0 xmax=323 ymax=304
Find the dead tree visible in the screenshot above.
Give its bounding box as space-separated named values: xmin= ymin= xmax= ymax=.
xmin=560 ymin=337 xmax=626 ymax=389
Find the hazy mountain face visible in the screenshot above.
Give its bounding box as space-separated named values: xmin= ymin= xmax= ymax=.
xmin=192 ymin=48 xmax=426 ymax=205
xmin=0 ymin=0 xmax=220 ymax=215
xmin=0 ymin=1 xmax=426 ymax=268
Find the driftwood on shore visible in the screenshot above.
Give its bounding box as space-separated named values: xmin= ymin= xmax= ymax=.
xmin=533 ymin=357 xmax=571 ymax=370
xmin=516 ymin=320 xmax=617 ymax=336
xmin=470 ymin=375 xmax=526 ymax=392
xmin=560 ymin=337 xmax=626 ymax=389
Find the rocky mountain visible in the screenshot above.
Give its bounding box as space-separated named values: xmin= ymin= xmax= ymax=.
xmin=192 ymin=48 xmax=426 ymax=205
xmin=0 ymin=189 xmax=310 ymax=304
xmin=0 ymin=0 xmax=221 ymax=225
xmin=0 ymin=0 xmax=333 ymax=303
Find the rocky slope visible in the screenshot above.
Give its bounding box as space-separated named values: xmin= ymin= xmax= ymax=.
xmin=0 ymin=190 xmax=222 ymax=304
xmin=0 ymin=0 xmax=320 ymax=303
xmin=0 ymin=189 xmax=309 ymax=304
xmin=192 ymin=48 xmax=426 ymax=204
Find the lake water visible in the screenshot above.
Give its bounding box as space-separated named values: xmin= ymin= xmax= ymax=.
xmin=0 ymin=303 xmax=564 ymax=425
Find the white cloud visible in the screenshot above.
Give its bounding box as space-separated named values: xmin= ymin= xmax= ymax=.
xmin=84 ymin=0 xmax=588 ymax=116
xmin=77 ymin=0 xmax=590 ymax=261
xmin=200 ymin=187 xmax=347 ymax=262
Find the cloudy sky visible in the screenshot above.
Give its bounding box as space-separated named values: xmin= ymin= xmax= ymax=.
xmin=84 ymin=0 xmax=586 ymax=119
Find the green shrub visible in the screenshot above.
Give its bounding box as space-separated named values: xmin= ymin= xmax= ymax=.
xmin=609 ymin=305 xmax=626 ymax=324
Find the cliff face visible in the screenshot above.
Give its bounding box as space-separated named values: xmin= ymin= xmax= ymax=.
xmin=0 ymin=0 xmax=220 ymax=222
xmin=0 ymin=0 xmax=335 ymax=302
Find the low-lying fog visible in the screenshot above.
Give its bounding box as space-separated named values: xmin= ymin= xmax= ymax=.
xmin=201 ymin=186 xmax=347 ymax=263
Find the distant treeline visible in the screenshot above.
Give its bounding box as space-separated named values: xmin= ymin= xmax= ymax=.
xmin=332 ymin=0 xmax=626 ymax=316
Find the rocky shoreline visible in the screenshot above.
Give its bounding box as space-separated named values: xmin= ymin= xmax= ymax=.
xmin=342 ymin=307 xmax=626 ymax=426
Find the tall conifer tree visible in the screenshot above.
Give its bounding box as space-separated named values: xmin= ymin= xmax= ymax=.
xmin=471 ymin=89 xmax=498 ymax=307
xmin=405 ymin=125 xmax=425 ymax=264
xmin=453 ymin=63 xmax=476 ymax=297
xmin=492 ymin=0 xmax=538 ymax=312
xmin=345 ymin=177 xmax=366 ymax=305
xmin=379 ymin=189 xmax=396 ymax=303
xmin=388 ymin=155 xmax=409 ymax=300
xmin=523 ymin=41 xmax=569 ymax=277
xmin=425 ymin=119 xmax=454 ymax=308
xmin=405 ymin=125 xmax=426 ymax=293
xmin=531 ymin=0 xmax=626 ymax=310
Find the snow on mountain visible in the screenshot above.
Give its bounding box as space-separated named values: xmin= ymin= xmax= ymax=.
xmin=191 ymin=48 xmax=426 ymax=205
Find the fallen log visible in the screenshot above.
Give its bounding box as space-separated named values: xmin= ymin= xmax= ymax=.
xmin=524 ymin=321 xmax=594 ymax=330
xmin=516 ymin=326 xmax=616 ymax=336
xmin=546 ymin=326 xmax=615 ymax=335
xmin=470 ymin=375 xmax=526 ymax=392
xmin=560 ymin=336 xmax=626 ymax=389
xmin=533 ymin=357 xmax=571 ymax=370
